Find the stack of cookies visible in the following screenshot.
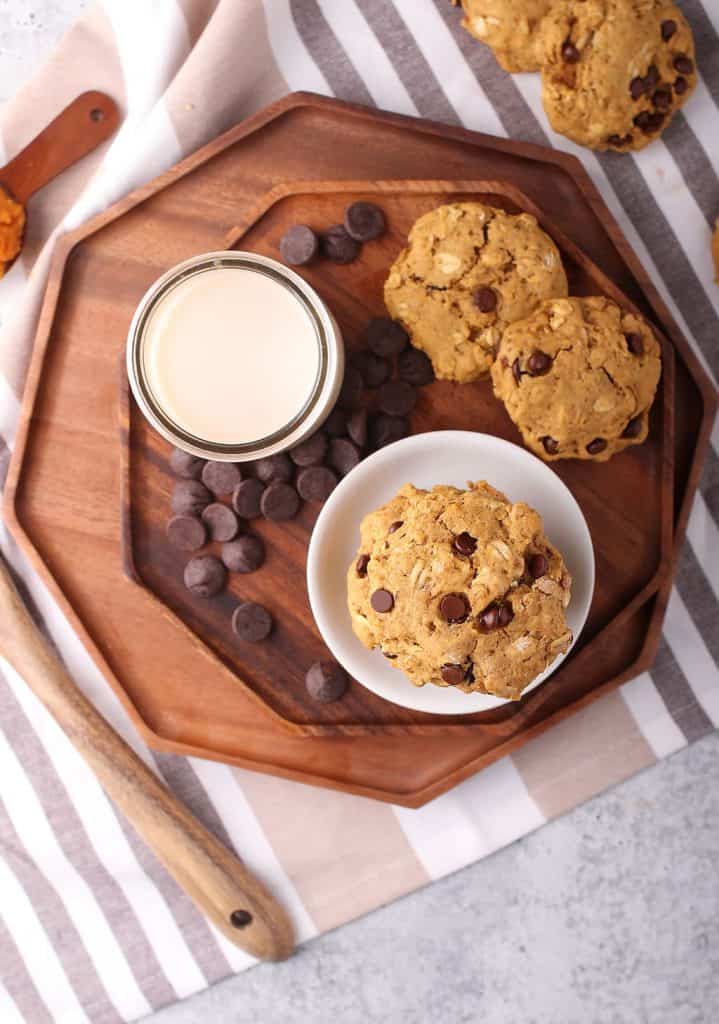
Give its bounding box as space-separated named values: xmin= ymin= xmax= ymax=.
xmin=459 ymin=0 xmax=697 ymax=152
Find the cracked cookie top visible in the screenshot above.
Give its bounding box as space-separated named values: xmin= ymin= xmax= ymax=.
xmin=491 ymin=296 xmax=662 ymax=461
xmin=347 ymin=481 xmax=572 ymax=701
xmin=383 ymin=202 xmax=568 ymax=383
xmin=460 ymin=0 xmax=554 ymax=72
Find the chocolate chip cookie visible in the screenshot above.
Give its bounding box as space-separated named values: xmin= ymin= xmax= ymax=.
xmin=540 ymin=0 xmax=696 ymax=151
xmin=384 ymin=202 xmax=568 ymax=383
xmin=347 ymin=481 xmax=572 ymax=700
xmin=491 ymin=296 xmax=662 ymax=461
xmin=461 ymin=0 xmax=554 ymax=72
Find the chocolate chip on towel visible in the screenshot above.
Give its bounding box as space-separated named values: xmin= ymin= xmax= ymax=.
xmin=184 ymin=555 xmax=226 ymax=597
xmin=232 ymin=601 xmax=273 ymax=642
xmin=305 ymin=660 xmax=348 ymax=702
xmin=166 ymin=515 xmax=207 ymax=551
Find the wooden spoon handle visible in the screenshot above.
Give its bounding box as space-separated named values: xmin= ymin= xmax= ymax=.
xmin=0 ymin=556 xmax=294 ymax=960
xmin=0 ymin=91 xmax=120 ymax=204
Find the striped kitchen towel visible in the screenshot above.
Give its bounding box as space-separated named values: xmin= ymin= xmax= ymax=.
xmin=0 ymin=2 xmax=717 ymax=1022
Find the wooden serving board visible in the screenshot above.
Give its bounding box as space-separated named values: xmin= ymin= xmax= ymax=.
xmin=5 ymin=94 xmax=716 ymax=805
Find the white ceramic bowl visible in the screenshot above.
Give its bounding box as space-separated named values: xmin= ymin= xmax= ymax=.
xmin=307 ymin=431 xmax=595 ymax=715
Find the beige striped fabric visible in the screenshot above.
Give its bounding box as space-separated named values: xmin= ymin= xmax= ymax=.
xmin=0 ymin=2 xmax=717 ymax=1021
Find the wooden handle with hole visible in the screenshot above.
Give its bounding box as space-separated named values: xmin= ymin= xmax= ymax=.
xmin=0 ymin=91 xmax=120 ymax=204
xmin=0 ymin=556 xmax=294 ymax=961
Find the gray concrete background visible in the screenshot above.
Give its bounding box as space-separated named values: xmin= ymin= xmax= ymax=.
xmin=1 ymin=4 xmax=717 ymax=1022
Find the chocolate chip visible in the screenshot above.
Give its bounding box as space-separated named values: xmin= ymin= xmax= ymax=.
xmin=661 ymin=19 xmax=677 ymax=41
xmin=232 ymin=601 xmax=273 ymax=643
xmin=387 ymin=520 xmax=403 ymax=534
xmin=622 ymin=415 xmax=643 ymax=438
xmin=440 ymin=663 xmax=466 ymax=686
xmin=397 ymin=348 xmax=434 ymax=386
xmin=232 ymin=478 xmax=265 ymax=519
xmin=279 ymin=224 xmax=318 ymax=266
xmin=171 ymin=479 xmax=212 ymax=515
xmin=625 ymin=332 xmax=644 ymax=356
xmin=366 ymin=317 xmax=409 ymax=357
xmin=562 ymin=40 xmax=580 ymax=62
xmin=453 ymin=532 xmax=477 ymax=557
xmin=478 ymin=603 xmax=500 ymax=632
xmin=541 ymin=436 xmax=559 ymax=455
xmin=356 ymin=553 xmax=370 ymax=577
xmin=347 ymin=408 xmax=368 ymax=448
xmin=527 ymin=553 xmax=549 ymax=579
xmin=652 ymin=86 xmax=672 ymax=111
xmin=370 ymin=413 xmax=408 ymax=449
xmin=166 ymin=515 xmax=207 ymax=551
xmin=673 ymin=55 xmax=693 ymax=76
xmin=377 ymin=379 xmax=417 ymax=418
xmin=201 ymin=461 xmax=241 ymax=496
xmin=630 ymin=76 xmax=646 ymax=100
xmin=633 ymin=110 xmax=665 ymax=133
xmin=645 ymin=64 xmax=660 ymax=89
xmin=338 ymin=365 xmax=364 ymax=409
xmin=305 ymin=661 xmax=348 ymax=702
xmin=439 ymin=593 xmax=469 ymax=623
xmin=607 ymin=133 xmax=633 ymax=147
xmin=344 ymin=201 xmax=386 ymax=242
xmin=674 ymin=76 xmax=688 ymax=95
xmin=290 ymin=431 xmax=328 ymax=467
xmin=497 ymin=602 xmax=514 ymax=627
xmin=586 ymin=437 xmax=607 ymax=455
xmin=296 ymin=465 xmax=338 ymax=502
xmin=321 ymin=224 xmax=360 ymax=264
xmin=261 ymin=481 xmax=300 ymax=520
xmin=359 ymin=352 xmax=392 ymax=389
xmin=201 ymin=503 xmax=239 ymax=542
xmin=527 ymin=350 xmax=552 ymax=376
xmin=221 ymin=533 xmax=265 ymax=573
xmin=324 ymin=407 xmax=347 ymax=437
xmin=371 ymin=588 xmax=394 ymax=613
xmin=473 ymin=286 xmax=497 ymax=313
xmin=512 ymin=358 xmax=522 ymax=385
xmin=254 ymin=452 xmax=293 ymax=483
xmin=184 ymin=555 xmax=226 ymax=597
xmin=327 ymin=438 xmax=360 ymax=476
xmin=170 ymin=448 xmax=205 ymax=479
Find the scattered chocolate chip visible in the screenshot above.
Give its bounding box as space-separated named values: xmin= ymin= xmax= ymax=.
xmin=261 ymin=481 xmax=300 ymax=520
xmin=497 ymin=602 xmax=514 ymax=627
xmin=652 ymin=86 xmax=672 ymax=111
xmin=321 ymin=223 xmax=361 ymax=264
xmin=347 ymin=408 xmax=368 ymax=448
xmin=607 ymin=133 xmax=633 ymax=147
xmin=305 ymin=660 xmax=348 ymax=702
xmin=377 ymin=379 xmax=417 ymax=418
xmin=170 ymin=448 xmax=205 ymax=479
xmin=344 ymin=201 xmax=386 ymax=242
xmin=184 ymin=555 xmax=226 ymax=597
xmin=473 ymin=286 xmax=497 ymax=313
xmin=630 ymin=76 xmax=646 ymax=100
xmin=371 ymin=588 xmax=394 ymax=613
xmin=356 ymin=553 xmax=370 ymax=577
xmin=453 ymin=531 xmax=477 ymax=557
xmin=290 ymin=431 xmax=328 ymax=467
xmin=201 ymin=503 xmax=239 ymax=542
xmin=171 ymin=479 xmax=212 ymax=515
xmin=296 ymin=465 xmax=338 ymax=502
xmin=364 ymin=352 xmax=393 ymax=389
xmin=478 ymin=603 xmax=500 ymax=632
xmin=254 ymin=452 xmax=293 ymax=483
xmin=512 ymin=358 xmax=522 ymax=385
xmin=527 ymin=350 xmax=552 ymax=376
xmin=586 ymin=437 xmax=608 ymax=455
xmin=439 ymin=593 xmax=469 ymax=623
xmin=633 ymin=110 xmax=665 ymax=133
xmin=232 ymin=601 xmax=273 ymax=642
xmin=673 ymin=54 xmax=693 ymax=76
xmin=370 ymin=413 xmax=408 ymax=448
xmin=338 ymin=365 xmax=364 ymax=409
xmin=166 ymin=515 xmax=207 ymax=551
xmin=327 ymin=437 xmax=360 ymax=476
xmin=397 ymin=348 xmax=434 ymax=386
xmin=221 ymin=533 xmax=265 ymax=573
xmin=674 ymin=76 xmax=688 ymax=95
xmin=661 ymin=19 xmax=677 ymax=41
xmin=541 ymin=436 xmax=559 ymax=455
xmin=622 ymin=415 xmax=644 ymax=438
xmin=387 ymin=520 xmax=403 ymax=534
xmin=324 ymin=407 xmax=347 ymax=437
xmin=201 ymin=461 xmax=242 ymax=496
xmin=440 ymin=663 xmax=466 ymax=686
xmin=625 ymin=332 xmax=644 ymax=356
xmin=527 ymin=553 xmax=549 ymax=579
xmin=366 ymin=317 xmax=409 ymax=358
xmin=279 ymin=224 xmax=318 ymax=266
xmin=232 ymin=478 xmax=265 ymax=519
xmin=561 ymin=40 xmax=580 ymax=63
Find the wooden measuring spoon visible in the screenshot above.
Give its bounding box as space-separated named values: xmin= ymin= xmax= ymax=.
xmin=0 ymin=90 xmax=120 ymax=275
xmin=0 ymin=554 xmax=294 ymax=960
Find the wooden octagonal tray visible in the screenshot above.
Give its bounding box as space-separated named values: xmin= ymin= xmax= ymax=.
xmin=5 ymin=93 xmax=716 ymax=806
